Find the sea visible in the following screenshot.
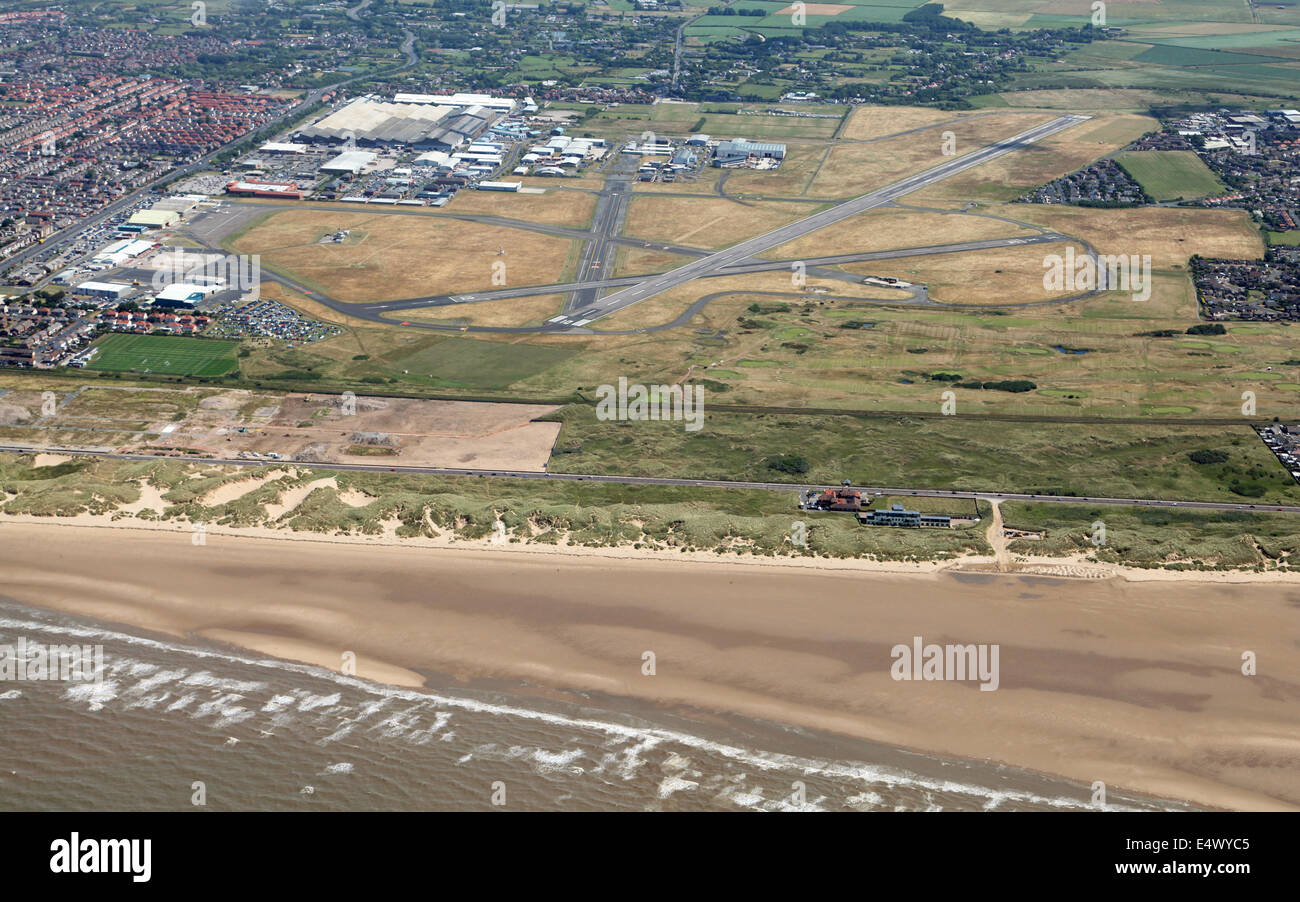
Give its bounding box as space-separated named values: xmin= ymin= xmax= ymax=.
xmin=0 ymin=600 xmax=1194 ymax=812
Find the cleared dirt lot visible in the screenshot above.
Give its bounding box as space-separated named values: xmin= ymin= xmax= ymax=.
xmin=161 ymin=392 xmax=562 ymax=471
xmin=2 ymin=386 xmax=562 ymax=472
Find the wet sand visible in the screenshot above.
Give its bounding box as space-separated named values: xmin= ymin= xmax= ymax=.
xmin=3 ymin=520 xmax=1298 ymax=811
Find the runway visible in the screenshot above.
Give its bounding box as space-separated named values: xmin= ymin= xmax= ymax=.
xmin=307 ymin=232 xmax=1081 ymax=325
xmin=190 ymin=113 xmax=1092 ymax=335
xmin=563 ymin=115 xmax=1090 ymax=326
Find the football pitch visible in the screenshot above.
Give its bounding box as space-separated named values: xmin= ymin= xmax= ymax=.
xmin=85 ymin=334 xmax=240 ymax=377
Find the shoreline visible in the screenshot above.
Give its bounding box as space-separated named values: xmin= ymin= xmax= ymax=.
xmin=3 ymin=506 xmax=1300 ymax=584
xmin=1 ymin=592 xmax=1192 ymax=812
xmin=3 ymin=517 xmax=1299 ymax=811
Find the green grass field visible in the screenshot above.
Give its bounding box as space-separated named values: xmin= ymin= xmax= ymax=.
xmin=1267 ymin=230 xmax=1300 ymax=246
xmin=86 ymin=334 xmax=240 ymax=378
xmin=548 ymin=406 xmax=1300 ymax=505
xmin=1115 ymin=150 xmax=1227 ymax=202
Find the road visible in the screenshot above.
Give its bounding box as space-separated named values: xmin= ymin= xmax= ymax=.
xmin=573 ymin=115 xmax=1089 ymax=324
xmin=2 ymin=445 xmax=1295 ymax=516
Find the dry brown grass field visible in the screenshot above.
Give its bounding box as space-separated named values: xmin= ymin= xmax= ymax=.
xmin=807 ymin=112 xmax=1061 ymax=199
xmin=442 ymin=186 xmax=597 ymax=227
xmin=384 ymin=293 xmax=567 ymax=329
xmin=841 ymin=241 xmax=1085 ymax=305
xmin=1010 ymin=205 xmax=1264 ymax=269
xmin=229 ymin=209 xmax=579 ymax=303
xmin=612 ymin=245 xmax=694 ymax=278
xmin=590 ymin=270 xmax=911 ymax=332
xmin=906 ymin=113 xmax=1158 ymax=207
xmin=765 ymin=208 xmax=1039 ymax=259
xmin=995 ymin=89 xmax=1171 ymax=110
xmin=839 ymin=105 xmax=974 ymax=141
xmin=622 ymin=195 xmax=827 ymax=249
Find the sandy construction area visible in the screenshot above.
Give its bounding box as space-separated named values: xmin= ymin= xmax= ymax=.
xmin=145 ymin=392 xmax=563 ymax=471
xmin=10 ymin=387 xmax=563 ymax=473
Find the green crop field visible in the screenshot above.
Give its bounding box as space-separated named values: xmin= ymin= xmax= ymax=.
xmin=85 ymin=334 xmax=240 ymax=377
xmin=1115 ymin=150 xmax=1227 ymax=202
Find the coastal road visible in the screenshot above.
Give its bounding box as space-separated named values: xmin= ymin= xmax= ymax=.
xmin=3 ymin=445 xmax=1295 ymax=516
xmin=567 ymin=114 xmax=1090 ymax=325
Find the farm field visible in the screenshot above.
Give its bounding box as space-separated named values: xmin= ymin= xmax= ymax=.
xmin=85 ymin=334 xmax=240 ymax=378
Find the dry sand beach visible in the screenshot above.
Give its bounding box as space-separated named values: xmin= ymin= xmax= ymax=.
xmin=2 ymin=517 xmax=1298 ymax=811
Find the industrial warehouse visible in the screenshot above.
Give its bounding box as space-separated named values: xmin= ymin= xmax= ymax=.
xmin=294 ymin=95 xmax=504 ymax=151
xmin=206 ymin=89 xmax=606 ymax=206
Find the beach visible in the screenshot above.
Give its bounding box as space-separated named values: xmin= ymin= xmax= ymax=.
xmin=2 ymin=517 xmax=1298 ymax=811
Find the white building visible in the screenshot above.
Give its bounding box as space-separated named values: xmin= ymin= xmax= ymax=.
xmin=321 ymin=150 xmax=379 ymax=174
xmin=394 ymin=92 xmax=516 ymax=113
xmin=156 ymin=283 xmax=221 ymax=305
xmin=92 ymin=238 xmax=154 ymax=267
xmin=76 ymin=281 xmax=133 ymax=300
xmin=260 ymin=141 xmax=309 ymax=154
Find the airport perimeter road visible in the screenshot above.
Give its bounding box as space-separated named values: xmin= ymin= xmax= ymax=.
xmin=2 ymin=445 xmax=1295 ymax=515
xmin=565 ymin=114 xmax=1090 ymax=325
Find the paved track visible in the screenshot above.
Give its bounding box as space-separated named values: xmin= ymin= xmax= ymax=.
xmin=260 ymin=233 xmax=1080 ymax=325
xmin=566 ymin=155 xmax=637 ymax=313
